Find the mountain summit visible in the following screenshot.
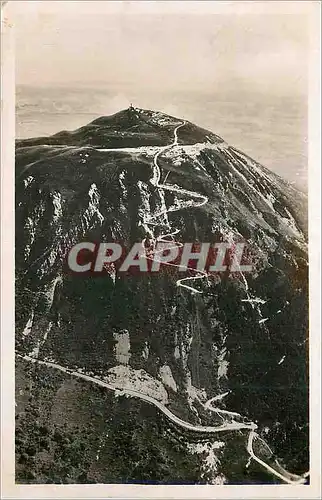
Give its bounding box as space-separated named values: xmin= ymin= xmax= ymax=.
xmin=17 ymin=106 xmax=224 ymax=148
xmin=15 ymin=108 xmax=308 ymax=484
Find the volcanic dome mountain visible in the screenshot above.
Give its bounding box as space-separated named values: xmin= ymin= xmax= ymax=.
xmin=15 ymin=107 xmax=308 ymax=484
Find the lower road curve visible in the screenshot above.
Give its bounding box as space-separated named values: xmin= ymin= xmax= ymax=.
xmin=17 ymin=353 xmax=307 ymax=485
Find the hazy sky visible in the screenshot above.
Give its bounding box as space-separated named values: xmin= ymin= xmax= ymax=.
xmin=10 ymin=1 xmax=312 ymax=95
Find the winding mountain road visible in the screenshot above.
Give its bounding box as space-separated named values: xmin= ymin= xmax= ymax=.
xmin=17 ymin=353 xmax=307 ymax=485
xmin=18 ymin=354 xmax=255 ymax=434
xmin=142 ymin=121 xmax=210 ymax=294
xmin=17 ymin=117 xmax=308 ymax=485
xmin=246 ymin=431 xmax=306 ymax=485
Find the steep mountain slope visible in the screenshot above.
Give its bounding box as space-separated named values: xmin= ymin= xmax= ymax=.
xmin=15 ymin=107 xmax=308 ymax=484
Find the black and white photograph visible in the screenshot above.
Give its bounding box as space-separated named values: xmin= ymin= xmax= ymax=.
xmin=1 ymin=0 xmax=321 ymax=497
